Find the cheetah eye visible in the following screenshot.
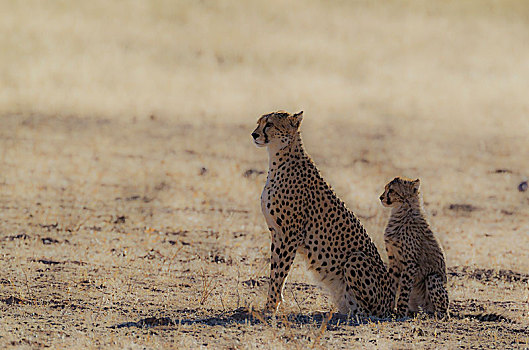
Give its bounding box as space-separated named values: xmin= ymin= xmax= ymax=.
xmin=264 ymin=122 xmax=274 ymax=132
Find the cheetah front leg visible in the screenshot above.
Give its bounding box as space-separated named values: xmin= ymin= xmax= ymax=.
xmin=386 ymin=245 xmax=401 ymax=311
xmin=265 ymin=226 xmax=299 ymax=313
xmin=395 ymin=261 xmax=417 ymax=317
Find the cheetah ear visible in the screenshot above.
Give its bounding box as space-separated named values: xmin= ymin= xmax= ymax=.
xmin=288 ymin=111 xmax=303 ymax=129
xmin=412 ymin=178 xmax=420 ymax=192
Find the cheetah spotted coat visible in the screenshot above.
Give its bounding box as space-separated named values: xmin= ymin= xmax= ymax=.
xmin=380 ymin=177 xmax=449 ymax=317
xmin=252 ymin=111 xmax=394 ymax=317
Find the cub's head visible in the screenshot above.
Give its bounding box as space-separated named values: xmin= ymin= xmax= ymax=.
xmin=380 ymin=177 xmax=420 ymax=207
xmin=251 ymin=110 xmax=303 ymax=148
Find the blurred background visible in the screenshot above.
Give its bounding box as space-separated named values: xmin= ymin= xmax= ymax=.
xmin=1 ymin=0 xmax=528 ymax=130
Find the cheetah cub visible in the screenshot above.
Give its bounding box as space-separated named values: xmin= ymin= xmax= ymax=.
xmin=380 ymin=177 xmax=448 ymax=317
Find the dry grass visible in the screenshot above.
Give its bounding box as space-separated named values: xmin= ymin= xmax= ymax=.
xmin=1 ymin=0 xmax=529 ymax=349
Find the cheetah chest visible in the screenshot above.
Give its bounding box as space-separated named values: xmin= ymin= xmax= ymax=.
xmin=261 ymin=179 xmax=279 ymax=232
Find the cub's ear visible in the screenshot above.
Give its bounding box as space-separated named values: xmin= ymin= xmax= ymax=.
xmin=412 ymin=178 xmax=421 ymax=192
xmin=288 ymin=111 xmax=304 ymax=129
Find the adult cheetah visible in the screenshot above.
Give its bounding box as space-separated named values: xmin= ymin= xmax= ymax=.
xmin=251 ymin=110 xmax=393 ymax=317
xmin=380 ymin=177 xmax=449 ymax=317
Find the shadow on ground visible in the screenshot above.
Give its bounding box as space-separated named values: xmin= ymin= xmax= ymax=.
xmin=109 ymin=308 xmax=397 ymax=330
xmin=109 ymin=266 xmax=527 ymax=330
xmin=108 ymin=309 xmax=515 ymax=331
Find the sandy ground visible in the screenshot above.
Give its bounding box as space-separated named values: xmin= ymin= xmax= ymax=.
xmin=1 ymin=114 xmax=528 ymax=349
xmin=1 ymin=0 xmax=529 ymax=348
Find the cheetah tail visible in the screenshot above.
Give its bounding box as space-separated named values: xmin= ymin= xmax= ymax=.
xmin=450 ymin=312 xmax=512 ymax=323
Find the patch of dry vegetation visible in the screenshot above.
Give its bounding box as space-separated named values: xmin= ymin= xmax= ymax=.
xmin=1 ymin=0 xmax=528 ymax=348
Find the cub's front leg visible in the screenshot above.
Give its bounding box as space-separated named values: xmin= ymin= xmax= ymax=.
xmin=385 ymin=243 xmax=401 ymax=311
xmin=265 ymin=226 xmax=299 ymax=313
xmin=395 ymin=261 xmax=417 ymax=317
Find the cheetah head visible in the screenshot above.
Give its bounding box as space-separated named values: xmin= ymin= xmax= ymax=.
xmin=380 ymin=177 xmax=420 ymax=207
xmin=251 ymin=110 xmax=303 ymax=148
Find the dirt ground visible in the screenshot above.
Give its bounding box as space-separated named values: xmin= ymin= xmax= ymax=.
xmin=1 ymin=1 xmax=529 ymax=349
xmin=1 ymin=114 xmax=528 ymax=349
